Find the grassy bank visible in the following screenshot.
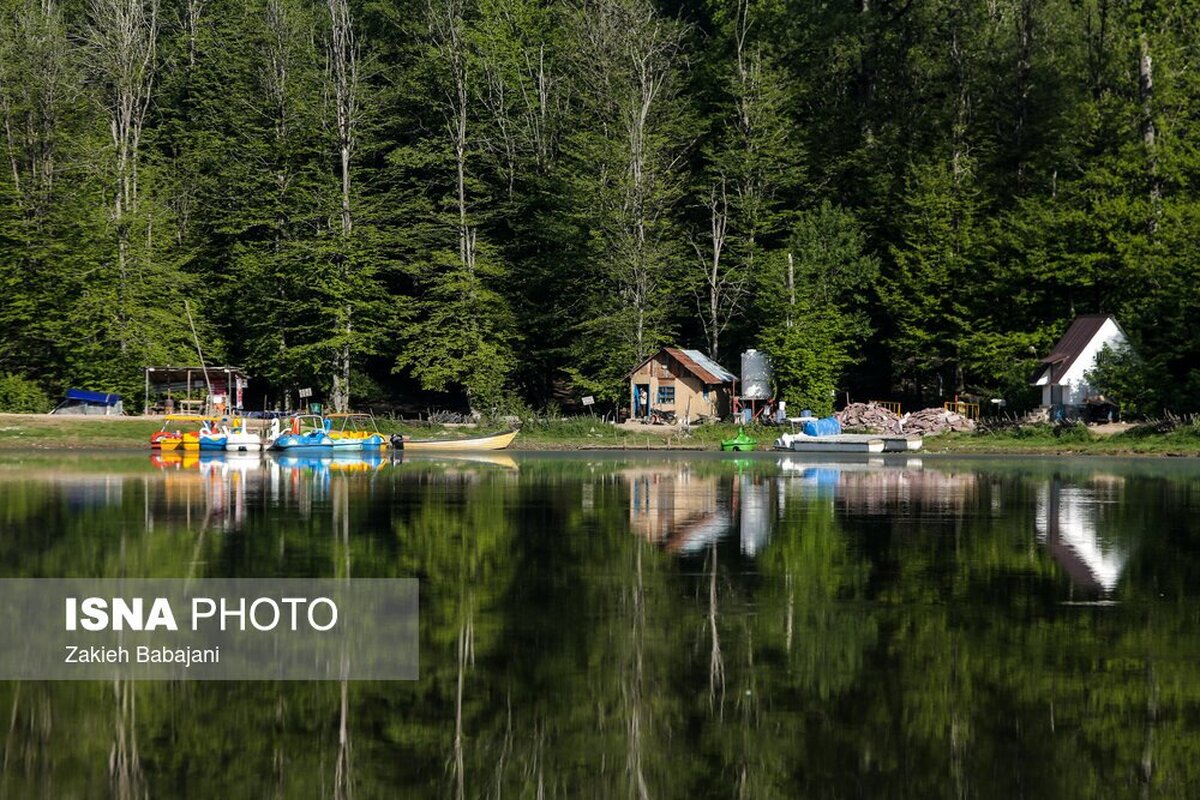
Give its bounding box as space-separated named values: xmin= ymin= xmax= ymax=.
xmin=0 ymin=414 xmax=755 ymax=451
xmin=926 ymin=422 xmax=1200 ymax=456
xmin=3 ymin=413 xmax=1200 ymax=456
xmin=0 ymin=414 xmax=163 ymax=449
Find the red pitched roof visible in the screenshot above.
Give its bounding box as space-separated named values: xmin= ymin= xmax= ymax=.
xmin=628 ymin=347 xmax=735 ymax=385
xmin=1037 ymin=315 xmax=1118 ymax=383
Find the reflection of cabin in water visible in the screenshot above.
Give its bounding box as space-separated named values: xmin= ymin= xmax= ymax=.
xmin=627 ymin=347 xmax=736 ymax=422
xmin=624 ymin=467 xmax=728 ymax=554
xmin=1035 ymin=477 xmax=1129 ymax=594
xmin=622 ymin=466 xmax=776 ymax=555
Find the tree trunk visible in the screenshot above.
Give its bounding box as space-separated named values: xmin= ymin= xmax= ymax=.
xmin=327 ymin=0 xmax=357 ymax=412
xmin=1139 ymin=32 xmax=1160 ymax=234
xmin=87 ymin=0 xmax=159 ymax=355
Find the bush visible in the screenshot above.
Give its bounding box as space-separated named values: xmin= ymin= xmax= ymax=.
xmin=1085 ymin=343 xmax=1158 ymax=418
xmin=0 ymin=373 xmax=51 ymax=413
xmin=1053 ymin=421 xmax=1094 ymax=443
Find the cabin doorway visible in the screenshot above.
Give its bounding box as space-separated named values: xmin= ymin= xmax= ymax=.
xmin=634 ymin=383 xmax=650 ymax=418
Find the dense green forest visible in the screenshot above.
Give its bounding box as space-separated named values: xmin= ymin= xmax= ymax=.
xmin=1 ymin=0 xmax=1198 ymax=415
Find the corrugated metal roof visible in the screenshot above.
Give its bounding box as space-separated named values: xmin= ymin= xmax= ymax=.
xmin=679 ymin=349 xmax=737 ymax=384
xmin=628 ymin=347 xmax=736 ymax=385
xmin=1037 ymin=315 xmax=1117 ymax=384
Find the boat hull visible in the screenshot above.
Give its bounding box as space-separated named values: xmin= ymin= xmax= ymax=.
xmin=822 ymin=433 xmax=922 ymax=453
xmin=182 ymin=432 xmax=227 ymax=451
xmin=150 ymin=433 xmax=182 ymax=451
xmin=329 ymin=433 xmax=386 ymax=449
xmin=775 ymin=434 xmax=885 ymax=454
xmin=787 ymin=440 xmax=884 ymax=454
xmin=224 ymin=434 xmax=262 ymax=452
xmin=272 ymin=432 xmax=333 ymax=450
xmin=396 ymin=430 xmax=518 ymax=452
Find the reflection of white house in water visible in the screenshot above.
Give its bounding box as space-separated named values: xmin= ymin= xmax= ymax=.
xmin=1035 ymin=479 xmax=1129 ymax=593
xmin=739 ymin=475 xmax=771 ymax=557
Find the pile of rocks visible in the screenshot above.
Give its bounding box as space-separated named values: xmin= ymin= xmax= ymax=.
xmin=835 ymin=403 xmax=903 ymax=434
xmin=901 ymin=407 xmax=977 ymax=435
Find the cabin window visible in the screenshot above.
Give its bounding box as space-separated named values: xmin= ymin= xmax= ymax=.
xmin=657 ymin=386 xmax=675 ymax=405
xmin=703 ymin=389 xmax=710 ymax=401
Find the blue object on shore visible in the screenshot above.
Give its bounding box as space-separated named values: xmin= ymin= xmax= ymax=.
xmin=64 ymin=389 xmax=121 ymax=405
xmin=802 ymin=416 xmax=842 ymax=437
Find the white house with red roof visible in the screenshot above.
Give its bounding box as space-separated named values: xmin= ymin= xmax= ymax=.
xmin=1030 ymin=315 xmax=1129 ymax=409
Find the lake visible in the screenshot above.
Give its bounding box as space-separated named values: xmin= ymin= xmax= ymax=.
xmin=1 ymin=450 xmax=1198 ymax=798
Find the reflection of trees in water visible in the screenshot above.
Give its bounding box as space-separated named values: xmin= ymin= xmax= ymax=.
xmin=452 ymin=608 xmax=473 ymax=800
xmin=332 ymin=474 xmax=354 ymax=800
xmin=707 ymin=542 xmax=725 ymax=716
xmin=4 ymin=459 xmax=1200 ymax=795
xmin=109 ymin=679 xmax=142 ymax=800
xmin=624 ymin=542 xmax=650 ymax=800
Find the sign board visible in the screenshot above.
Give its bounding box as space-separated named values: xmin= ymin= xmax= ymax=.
xmin=298 ymin=387 xmax=313 ymax=399
xmin=582 ymin=396 xmax=595 ymax=407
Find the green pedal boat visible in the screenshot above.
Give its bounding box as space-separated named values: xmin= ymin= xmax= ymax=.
xmin=720 ymin=427 xmax=757 ymax=452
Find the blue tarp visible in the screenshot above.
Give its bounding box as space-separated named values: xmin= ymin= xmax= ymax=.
xmin=802 ymin=416 xmax=842 ymax=437
xmin=64 ymin=389 xmax=121 ymax=406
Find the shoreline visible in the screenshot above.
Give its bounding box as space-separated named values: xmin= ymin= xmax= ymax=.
xmin=2 ymin=413 xmax=1198 ymax=457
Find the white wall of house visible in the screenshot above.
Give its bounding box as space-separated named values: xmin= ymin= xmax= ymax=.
xmin=1041 ymin=318 xmax=1128 ymax=406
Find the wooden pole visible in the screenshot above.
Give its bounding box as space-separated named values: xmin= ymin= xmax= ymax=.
xmin=183 ymin=299 xmax=213 ymax=413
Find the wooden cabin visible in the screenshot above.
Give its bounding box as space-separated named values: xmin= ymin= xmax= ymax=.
xmin=627 ymin=347 xmax=736 ymax=422
xmin=1030 ymin=315 xmax=1129 ymax=412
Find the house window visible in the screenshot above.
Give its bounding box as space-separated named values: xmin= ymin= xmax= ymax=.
xmin=657 ymin=386 xmax=675 ymax=405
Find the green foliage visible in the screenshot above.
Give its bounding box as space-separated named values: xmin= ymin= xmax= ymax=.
xmin=0 ymin=373 xmax=50 ymax=413
xmin=4 ymin=0 xmax=1200 ymax=415
xmin=1085 ymin=343 xmax=1160 ymax=418
xmin=884 ymin=157 xmax=982 ymax=397
xmin=757 ymin=203 xmax=878 ymax=414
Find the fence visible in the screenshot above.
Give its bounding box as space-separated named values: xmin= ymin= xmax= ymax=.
xmin=944 ymin=401 xmax=980 ymax=420
xmin=870 ymin=400 xmax=903 ymax=415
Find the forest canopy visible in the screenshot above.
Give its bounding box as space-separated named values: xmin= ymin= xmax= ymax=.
xmin=2 ymin=0 xmax=1198 ymax=415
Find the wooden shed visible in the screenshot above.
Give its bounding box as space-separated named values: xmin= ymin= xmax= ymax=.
xmin=627 ymin=347 xmax=736 ymax=423
xmin=142 ymin=365 xmax=252 ymax=416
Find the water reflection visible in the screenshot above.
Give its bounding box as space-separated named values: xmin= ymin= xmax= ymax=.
xmin=624 ymin=457 xmax=985 ymax=558
xmin=137 ymin=452 xmax=1148 ymax=601
xmin=1036 ymin=476 xmax=1130 ymax=594
xmin=624 ymin=466 xmax=728 ymax=554
xmin=1 ymin=453 xmax=1194 ymax=797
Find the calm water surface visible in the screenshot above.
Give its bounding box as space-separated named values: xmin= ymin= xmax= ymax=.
xmin=1 ymin=450 xmax=1198 ymax=798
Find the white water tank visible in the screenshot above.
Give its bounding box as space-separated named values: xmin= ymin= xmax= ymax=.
xmin=741 ymin=349 xmax=772 ymax=399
